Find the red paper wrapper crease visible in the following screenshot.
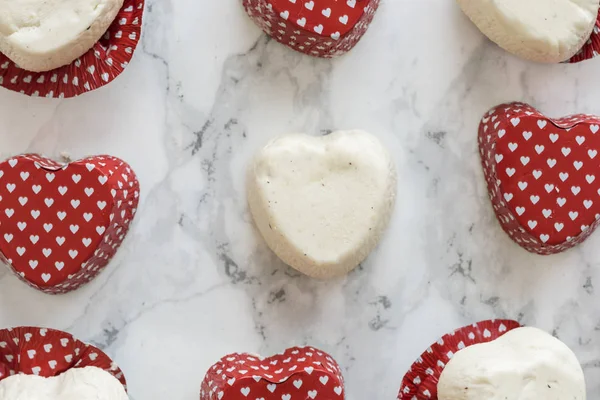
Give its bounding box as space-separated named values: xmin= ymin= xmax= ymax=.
xmin=0 ymin=154 xmax=139 ymax=294
xmin=0 ymin=326 xmax=126 ymax=390
xmin=201 ymin=346 xmax=344 ymax=400
xmin=0 ymin=0 xmax=144 ymax=98
xmin=398 ymin=319 xmax=521 ymax=400
xmin=243 ymin=0 xmax=380 ymax=58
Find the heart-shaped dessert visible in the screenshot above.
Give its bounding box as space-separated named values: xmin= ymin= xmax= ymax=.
xmin=0 ymin=0 xmax=144 ymax=98
xmin=0 ymin=154 xmax=139 ymax=294
xmin=0 ymin=0 xmax=124 ymax=72
xmin=0 ymin=326 xmax=126 ymax=390
xmin=437 ymin=327 xmax=585 ymax=400
xmin=242 ymin=0 xmax=380 ymax=58
xmin=479 ymin=103 xmax=600 ymax=254
xmin=200 ymin=346 xmax=344 ymax=400
xmin=397 ymin=319 xmax=521 ymax=400
xmin=457 ymin=0 xmax=600 ymax=63
xmin=247 ymin=130 xmax=397 ymax=279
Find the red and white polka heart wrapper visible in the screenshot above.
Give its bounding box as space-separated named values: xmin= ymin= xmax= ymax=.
xmin=0 ymin=0 xmax=144 ymax=98
xmin=243 ymin=0 xmax=380 ymax=58
xmin=0 ymin=326 xmax=126 ymax=390
xmin=200 ymin=346 xmax=344 ymax=400
xmin=397 ymin=319 xmax=521 ymax=400
xmin=570 ymin=10 xmax=600 ymax=63
xmin=0 ymin=154 xmax=139 ymax=294
xmin=479 ymin=102 xmax=600 ymax=254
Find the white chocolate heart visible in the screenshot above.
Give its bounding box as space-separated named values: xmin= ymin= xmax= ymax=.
xmin=0 ymin=0 xmax=124 ymax=72
xmin=248 ymin=130 xmax=397 ymax=279
xmin=438 ymin=327 xmax=586 ymax=400
xmin=0 ymin=366 xmax=128 ymax=399
xmin=457 ymin=0 xmax=600 ymax=63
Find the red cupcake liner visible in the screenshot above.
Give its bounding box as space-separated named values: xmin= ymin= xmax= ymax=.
xmin=479 ymin=103 xmax=600 ymax=254
xmin=243 ymin=0 xmax=380 ymax=58
xmin=0 ymin=154 xmax=139 ymax=294
xmin=570 ymin=10 xmax=600 ymax=63
xmin=201 ymin=346 xmax=344 ymax=400
xmin=397 ymin=319 xmax=521 ymax=400
xmin=0 ymin=326 xmax=126 ymax=390
xmin=0 ymin=0 xmax=144 ymax=98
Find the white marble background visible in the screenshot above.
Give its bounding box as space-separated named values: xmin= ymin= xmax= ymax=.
xmin=0 ymin=0 xmax=599 ymax=398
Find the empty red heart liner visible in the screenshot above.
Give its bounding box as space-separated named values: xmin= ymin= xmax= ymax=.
xmin=200 ymin=346 xmax=344 ymax=400
xmin=479 ymin=102 xmax=600 ymax=255
xmin=0 ymin=326 xmax=126 ymax=389
xmin=570 ymin=10 xmax=600 ymax=63
xmin=0 ymin=154 xmax=139 ymax=294
xmin=242 ymin=0 xmax=380 ymax=58
xmin=397 ymin=319 xmax=521 ymax=400
xmin=0 ymin=0 xmax=144 ymax=98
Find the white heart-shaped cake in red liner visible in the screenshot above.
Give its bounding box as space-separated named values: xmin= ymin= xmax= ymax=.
xmin=397 ymin=319 xmax=521 ymax=399
xmin=200 ymin=346 xmax=345 ymax=400
xmin=0 ymin=326 xmax=126 ymax=389
xmin=242 ymin=0 xmax=380 ymax=58
xmin=0 ymin=0 xmax=144 ymax=98
xmin=0 ymin=154 xmax=139 ymax=294
xmin=458 ymin=0 xmax=600 ymax=63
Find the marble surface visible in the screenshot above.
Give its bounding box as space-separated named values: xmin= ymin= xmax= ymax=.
xmin=0 ymin=0 xmax=599 ymax=398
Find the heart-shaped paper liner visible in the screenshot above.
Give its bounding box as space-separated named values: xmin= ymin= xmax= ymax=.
xmin=0 ymin=0 xmax=144 ymax=98
xmin=570 ymin=10 xmax=600 ymax=63
xmin=200 ymin=346 xmax=345 ymax=400
xmin=479 ymin=102 xmax=600 ymax=254
xmin=0 ymin=154 xmax=139 ymax=294
xmin=242 ymin=0 xmax=380 ymax=58
xmin=397 ymin=319 xmax=521 ymax=400
xmin=0 ymin=326 xmax=126 ymax=390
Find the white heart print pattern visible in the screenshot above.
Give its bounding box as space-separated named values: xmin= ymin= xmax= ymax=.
xmin=243 ymin=0 xmax=380 ymax=57
xmin=0 ymin=154 xmax=139 ymax=294
xmin=479 ymin=102 xmax=600 ymax=254
xmin=200 ymin=346 xmax=345 ymax=399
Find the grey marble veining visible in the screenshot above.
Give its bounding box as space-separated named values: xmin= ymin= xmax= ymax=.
xmin=0 ymin=0 xmax=599 ymax=398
